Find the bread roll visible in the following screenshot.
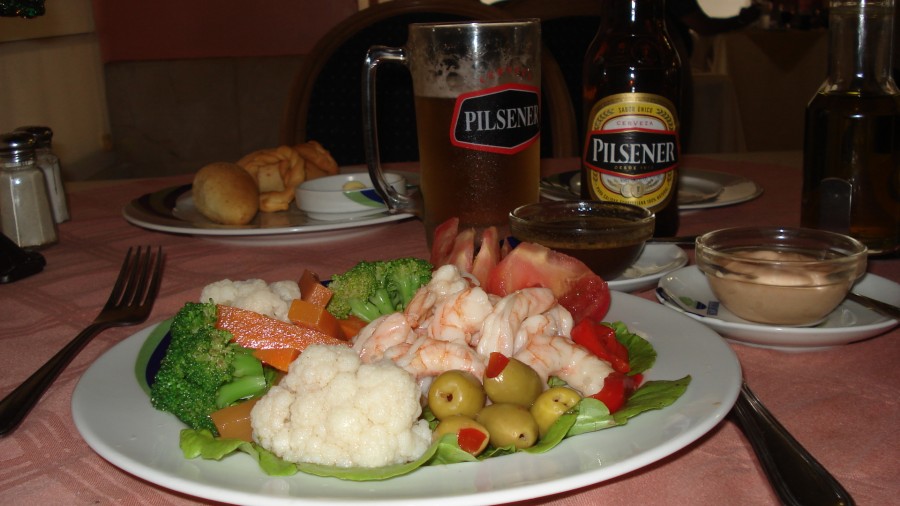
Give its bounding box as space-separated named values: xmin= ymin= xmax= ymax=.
xmin=192 ymin=162 xmax=259 ymax=225
xmin=238 ymin=146 xmax=306 ymax=212
xmin=294 ymin=141 xmax=339 ymax=180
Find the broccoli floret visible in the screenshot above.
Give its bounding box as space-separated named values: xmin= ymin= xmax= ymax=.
xmin=385 ymin=257 xmax=433 ymax=309
xmin=326 ymin=258 xmax=433 ymax=322
xmin=150 ymin=301 xmax=273 ymax=434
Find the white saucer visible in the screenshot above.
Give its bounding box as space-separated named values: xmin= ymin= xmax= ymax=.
xmin=607 ymin=244 xmax=688 ymax=292
xmin=656 ymin=266 xmax=900 ymax=352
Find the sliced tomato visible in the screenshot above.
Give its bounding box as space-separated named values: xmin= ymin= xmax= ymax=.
xmin=470 ymin=226 xmax=501 ymax=287
xmin=430 ymin=217 xmax=459 ymax=267
xmin=485 ymin=242 xmax=611 ymax=323
xmin=447 ymin=227 xmax=476 ymax=274
xmin=590 ymin=371 xmax=639 ymax=413
xmin=571 ymin=319 xmax=630 ymax=373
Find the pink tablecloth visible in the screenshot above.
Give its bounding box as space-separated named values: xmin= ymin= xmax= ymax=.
xmin=1 ymin=153 xmax=897 ymax=505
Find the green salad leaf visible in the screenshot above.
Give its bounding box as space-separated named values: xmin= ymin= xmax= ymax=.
xmin=177 ymin=321 xmax=690 ymax=481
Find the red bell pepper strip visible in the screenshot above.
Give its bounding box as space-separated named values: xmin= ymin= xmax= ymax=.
xmin=570 ymin=319 xmax=630 ymax=374
xmin=590 ymin=371 xmax=641 ymax=413
xmin=485 ymin=352 xmax=509 ymax=379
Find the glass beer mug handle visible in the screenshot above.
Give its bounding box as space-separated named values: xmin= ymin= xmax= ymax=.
xmin=363 ymin=45 xmax=421 ymax=215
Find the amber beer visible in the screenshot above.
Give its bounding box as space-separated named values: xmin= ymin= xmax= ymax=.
xmin=581 ymin=0 xmax=683 ymax=237
xmin=415 ymin=95 xmax=541 ymax=241
xmin=363 ymin=20 xmax=542 ymax=245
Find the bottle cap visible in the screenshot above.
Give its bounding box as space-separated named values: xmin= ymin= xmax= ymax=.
xmin=0 ymin=132 xmax=37 ymax=162
xmin=14 ymin=125 xmax=52 ymax=148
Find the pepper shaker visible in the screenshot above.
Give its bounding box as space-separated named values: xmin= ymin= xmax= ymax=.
xmin=0 ymin=132 xmax=57 ymax=248
xmin=15 ymin=125 xmax=69 ymax=222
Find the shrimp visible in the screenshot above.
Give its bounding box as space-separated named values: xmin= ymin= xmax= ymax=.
xmin=384 ymin=334 xmax=486 ymax=381
xmin=476 ymin=287 xmax=558 ymax=357
xmin=352 ymin=312 xmax=415 ymax=362
xmin=424 ymin=286 xmax=493 ymax=345
xmin=513 ymin=332 xmax=613 ymax=397
xmin=404 ymin=264 xmax=471 ymax=328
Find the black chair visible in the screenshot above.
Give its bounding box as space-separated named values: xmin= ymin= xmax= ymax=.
xmin=279 ymin=0 xmax=578 ymax=166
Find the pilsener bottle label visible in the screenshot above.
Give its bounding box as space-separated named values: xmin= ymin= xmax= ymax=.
xmin=451 ymin=84 xmax=540 ymax=155
xmin=583 ymin=93 xmax=679 ymax=212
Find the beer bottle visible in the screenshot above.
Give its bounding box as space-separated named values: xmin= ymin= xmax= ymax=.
xmin=801 ymin=0 xmax=900 ymax=255
xmin=581 ymin=0 xmax=682 ymax=237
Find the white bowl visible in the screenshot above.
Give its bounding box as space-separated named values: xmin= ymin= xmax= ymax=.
xmin=296 ymin=172 xmax=405 ymax=220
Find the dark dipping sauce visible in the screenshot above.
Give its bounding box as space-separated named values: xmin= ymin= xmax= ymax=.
xmin=510 ymin=202 xmax=654 ymax=280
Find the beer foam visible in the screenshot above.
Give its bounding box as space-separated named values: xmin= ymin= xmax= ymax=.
xmin=408 ymin=21 xmax=540 ymax=99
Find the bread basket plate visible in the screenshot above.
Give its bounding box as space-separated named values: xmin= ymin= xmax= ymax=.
xmin=123 ymin=184 xmax=414 ymax=246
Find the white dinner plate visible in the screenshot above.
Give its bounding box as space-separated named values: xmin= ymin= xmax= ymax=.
xmin=606 ymin=244 xmax=688 ymax=292
xmin=123 ymin=184 xmax=414 ymax=245
xmin=656 ymin=266 xmax=900 ymax=352
xmin=72 ymin=292 xmax=741 ymax=506
xmin=540 ymin=167 xmax=763 ymax=210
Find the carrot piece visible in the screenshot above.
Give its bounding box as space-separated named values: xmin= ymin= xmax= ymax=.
xmin=338 ymin=315 xmax=368 ymax=340
xmin=287 ymin=298 xmax=342 ymax=338
xmin=210 ymin=397 xmax=259 ymax=442
xmin=299 ymin=269 xmax=333 ymax=307
xmin=252 ymin=347 xmax=300 ymax=372
xmin=216 ymin=304 xmax=348 ymax=351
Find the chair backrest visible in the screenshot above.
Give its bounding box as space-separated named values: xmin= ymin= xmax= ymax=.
xmin=279 ymin=0 xmax=578 ymax=166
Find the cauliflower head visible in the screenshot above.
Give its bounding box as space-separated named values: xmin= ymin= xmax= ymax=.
xmin=200 ymin=278 xmax=300 ymax=322
xmin=250 ymin=345 xmax=431 ymax=468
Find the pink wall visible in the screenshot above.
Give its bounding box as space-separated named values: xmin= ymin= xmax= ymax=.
xmin=92 ymin=0 xmax=359 ymax=62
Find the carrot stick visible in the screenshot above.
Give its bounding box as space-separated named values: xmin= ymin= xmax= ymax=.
xmin=338 ymin=315 xmax=368 ymax=340
xmin=299 ymin=269 xmax=333 ymax=307
xmin=216 ymin=304 xmax=348 ymax=351
xmin=252 ymin=347 xmax=300 ymax=373
xmin=287 ymin=299 xmax=342 ymax=338
xmin=210 ymin=397 xmax=258 ymax=442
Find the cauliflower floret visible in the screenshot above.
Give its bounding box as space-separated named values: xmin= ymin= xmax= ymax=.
xmin=250 ymin=345 xmax=431 ymax=468
xmin=200 ymin=278 xmax=300 ymax=322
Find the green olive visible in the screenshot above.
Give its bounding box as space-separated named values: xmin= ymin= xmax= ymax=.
xmin=476 ymin=403 xmax=539 ymax=449
xmin=530 ymin=386 xmax=582 ymax=437
xmin=483 ymin=357 xmax=543 ymax=407
xmin=433 ymin=415 xmax=490 ymax=456
xmin=427 ymin=370 xmax=486 ymax=420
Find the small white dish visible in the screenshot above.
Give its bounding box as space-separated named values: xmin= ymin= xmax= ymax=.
xmin=607 ymin=244 xmax=688 ymax=292
xmin=296 ymin=172 xmax=405 ymax=219
xmin=656 ymin=265 xmax=900 ymax=351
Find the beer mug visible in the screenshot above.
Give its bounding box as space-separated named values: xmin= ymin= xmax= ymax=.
xmin=363 ymin=19 xmax=542 ymax=244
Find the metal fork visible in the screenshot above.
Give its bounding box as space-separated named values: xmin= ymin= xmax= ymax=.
xmin=0 ymin=246 xmax=164 ymax=436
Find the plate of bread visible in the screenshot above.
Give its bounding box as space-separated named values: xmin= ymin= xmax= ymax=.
xmin=123 ymin=141 xmax=414 ymax=245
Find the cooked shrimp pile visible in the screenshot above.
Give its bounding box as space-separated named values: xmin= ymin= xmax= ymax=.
xmin=352 ymin=265 xmax=613 ymax=397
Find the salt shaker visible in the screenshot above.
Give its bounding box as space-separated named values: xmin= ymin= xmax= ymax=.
xmin=0 ymin=132 xmax=58 ymax=248
xmin=15 ymin=125 xmax=69 ymax=222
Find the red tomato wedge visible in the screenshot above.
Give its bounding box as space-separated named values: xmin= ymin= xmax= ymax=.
xmin=485 ymin=242 xmax=611 ymax=324
xmin=430 ymin=217 xmax=459 ymax=267
xmin=470 ymin=226 xmax=501 ymax=287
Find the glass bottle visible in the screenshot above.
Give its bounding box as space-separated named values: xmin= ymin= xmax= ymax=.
xmin=581 ymin=0 xmax=682 ymax=237
xmin=801 ymin=0 xmax=900 ymax=255
xmin=0 ymin=132 xmax=57 ymax=248
xmin=15 ymin=126 xmax=69 ymax=223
